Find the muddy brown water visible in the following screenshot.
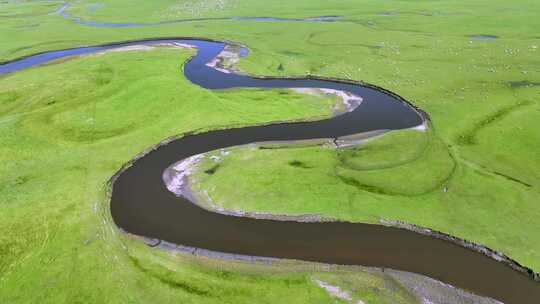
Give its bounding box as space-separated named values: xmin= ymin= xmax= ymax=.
xmin=1 ymin=38 xmax=539 ymax=304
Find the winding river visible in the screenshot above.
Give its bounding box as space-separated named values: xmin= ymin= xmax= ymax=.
xmin=54 ymin=3 xmax=341 ymax=27
xmin=1 ymin=38 xmax=539 ymax=304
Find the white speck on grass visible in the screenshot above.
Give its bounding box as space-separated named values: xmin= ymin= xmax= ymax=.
xmin=163 ymin=0 xmax=236 ymax=18
xmin=412 ymin=123 xmax=428 ymax=132
xmin=422 ymin=298 xmax=435 ymax=304
xmin=314 ymin=279 xmax=367 ymax=304
xmin=314 ymin=279 xmax=353 ymax=301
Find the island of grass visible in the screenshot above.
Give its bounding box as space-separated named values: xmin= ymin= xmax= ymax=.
xmin=1 ymin=0 xmax=539 ymax=303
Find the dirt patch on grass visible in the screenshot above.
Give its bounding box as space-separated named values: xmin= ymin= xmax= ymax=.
xmin=292 ymin=87 xmax=363 ymax=115
xmin=206 ymin=43 xmax=245 ymax=74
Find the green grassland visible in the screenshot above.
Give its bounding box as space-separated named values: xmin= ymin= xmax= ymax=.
xmin=1 ymin=0 xmax=539 ymax=303
xmin=192 ymin=125 xmax=539 ymax=270
xmin=0 ymin=47 xmax=362 ymax=303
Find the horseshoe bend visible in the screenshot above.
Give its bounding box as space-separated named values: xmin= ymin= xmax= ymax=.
xmin=106 ymin=39 xmax=540 ymax=304
xmin=1 ymin=37 xmax=537 ymax=303
xmin=1 ymin=2 xmax=540 ymax=304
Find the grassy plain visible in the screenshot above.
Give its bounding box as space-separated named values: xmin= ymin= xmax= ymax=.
xmin=0 ymin=42 xmax=423 ymax=303
xmin=0 ymin=0 xmax=539 ymax=303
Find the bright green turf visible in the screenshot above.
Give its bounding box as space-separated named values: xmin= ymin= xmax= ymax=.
xmin=0 ymin=45 xmax=418 ymax=303
xmin=177 ymin=0 xmax=540 ymax=271
xmin=192 ymin=126 xmax=539 ymax=270
xmin=1 ymin=0 xmax=539 ymax=302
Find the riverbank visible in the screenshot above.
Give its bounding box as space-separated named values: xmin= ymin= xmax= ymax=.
xmin=124 ymin=231 xmax=503 ymax=304
xmin=187 ymin=124 xmax=540 ymax=287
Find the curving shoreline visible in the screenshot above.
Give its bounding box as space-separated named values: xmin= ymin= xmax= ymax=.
xmin=2 ymin=37 xmax=540 ymax=304
xmin=167 ymin=130 xmax=540 ymax=285
xmin=379 ymin=219 xmax=540 ymax=282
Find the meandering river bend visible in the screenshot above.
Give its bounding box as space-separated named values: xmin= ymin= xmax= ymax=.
xmin=1 ymin=38 xmax=539 ymax=304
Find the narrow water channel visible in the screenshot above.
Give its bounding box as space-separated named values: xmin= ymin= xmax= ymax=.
xmin=54 ymin=3 xmax=341 ymax=27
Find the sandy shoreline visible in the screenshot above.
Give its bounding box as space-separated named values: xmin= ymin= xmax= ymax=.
xmin=205 ymin=43 xmax=246 ymax=74
xmin=293 ymin=87 xmax=363 ymax=115
xmin=162 ymin=128 xmax=396 ymax=223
